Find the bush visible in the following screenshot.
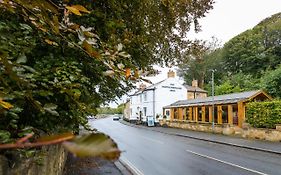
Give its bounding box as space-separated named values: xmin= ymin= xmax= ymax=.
xmin=246 ymin=100 xmax=281 ymax=128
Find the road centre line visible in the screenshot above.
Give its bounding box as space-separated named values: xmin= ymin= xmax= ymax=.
xmin=185 ymin=149 xmax=268 ymax=175
xmin=120 ymin=157 xmax=144 ymax=175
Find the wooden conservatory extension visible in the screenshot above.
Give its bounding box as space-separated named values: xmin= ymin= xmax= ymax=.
xmin=163 ymin=90 xmax=271 ymax=128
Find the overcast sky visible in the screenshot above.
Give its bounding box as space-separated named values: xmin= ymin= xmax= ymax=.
xmin=110 ymin=0 xmax=281 ymax=107
xmin=192 ymin=0 xmax=281 ymax=43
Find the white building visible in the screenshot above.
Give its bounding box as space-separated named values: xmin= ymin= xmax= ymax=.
xmin=128 ymin=70 xmax=188 ymax=123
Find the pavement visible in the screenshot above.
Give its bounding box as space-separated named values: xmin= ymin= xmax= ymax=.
xmin=120 ymin=119 xmax=281 ymax=155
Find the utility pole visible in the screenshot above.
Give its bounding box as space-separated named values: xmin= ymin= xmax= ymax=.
xmin=212 ymin=70 xmax=215 ymax=132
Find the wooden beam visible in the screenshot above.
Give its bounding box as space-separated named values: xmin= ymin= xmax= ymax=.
xmin=202 ymin=106 xmax=206 ymax=122
xmin=228 ymin=105 xmax=233 ymax=125
xmin=183 ymin=108 xmax=186 ymax=120
xmin=178 ymin=108 xmax=183 ymax=120
xmin=209 ymin=106 xmax=212 ymax=123
xmin=218 ymin=105 xmax=222 ymax=124
xmin=194 ymin=107 xmax=198 ymax=122
xmin=189 ymin=107 xmax=192 ymax=120
xmin=238 ymin=101 xmax=245 ymax=127
xmin=171 ymin=108 xmax=174 ymax=120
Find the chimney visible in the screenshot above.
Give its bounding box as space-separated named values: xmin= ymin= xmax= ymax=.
xmin=139 ymin=83 xmax=146 ymax=90
xmin=192 ymin=80 xmax=198 ymax=87
xmin=167 ymin=70 xmax=175 ymax=78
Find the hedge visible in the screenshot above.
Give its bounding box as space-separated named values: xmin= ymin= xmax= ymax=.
xmin=246 ymin=100 xmax=281 ymax=128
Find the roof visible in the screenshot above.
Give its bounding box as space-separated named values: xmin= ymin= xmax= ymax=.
xmin=184 ymin=85 xmax=207 ymax=93
xmin=164 ymin=90 xmax=267 ymax=108
xmin=129 ymin=79 xmax=164 ymax=96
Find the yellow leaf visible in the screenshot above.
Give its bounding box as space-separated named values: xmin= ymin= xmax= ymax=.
xmin=44 ymin=39 xmax=58 ymax=46
xmin=71 ymin=5 xmax=90 ymax=14
xmin=0 ymin=99 xmax=13 ymax=109
xmin=66 ymin=6 xmax=82 ymax=16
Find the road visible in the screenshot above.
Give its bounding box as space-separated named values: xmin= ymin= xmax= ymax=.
xmin=89 ymin=117 xmax=281 ymax=175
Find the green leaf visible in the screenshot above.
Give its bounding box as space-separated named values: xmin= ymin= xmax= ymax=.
xmin=16 ymin=54 xmax=27 ymax=64
xmin=62 ymin=133 xmax=121 ymax=160
xmin=0 ymin=130 xmax=11 ymax=143
xmin=44 ymin=103 xmax=59 ymax=116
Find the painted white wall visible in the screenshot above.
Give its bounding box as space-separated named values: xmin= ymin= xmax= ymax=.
xmin=128 ymin=77 xmax=187 ymax=122
xmin=154 ymin=78 xmax=187 ymax=120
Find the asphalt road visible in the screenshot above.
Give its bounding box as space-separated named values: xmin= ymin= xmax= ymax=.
xmin=89 ymin=117 xmax=281 ymax=175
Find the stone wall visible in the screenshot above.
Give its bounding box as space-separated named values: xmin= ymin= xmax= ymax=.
xmin=159 ymin=119 xmax=281 ymax=142
xmin=0 ymin=144 xmax=67 ymax=175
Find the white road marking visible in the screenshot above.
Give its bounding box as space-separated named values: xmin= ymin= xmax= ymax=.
xmin=120 ymin=157 xmax=144 ymax=175
xmin=140 ymin=136 xmax=164 ymax=144
xmin=185 ymin=149 xmax=268 ymax=175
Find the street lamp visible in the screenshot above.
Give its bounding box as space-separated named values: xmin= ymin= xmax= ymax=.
xmin=211 ymin=70 xmax=215 ymax=132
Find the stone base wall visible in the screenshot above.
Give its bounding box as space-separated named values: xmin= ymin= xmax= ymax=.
xmin=159 ymin=119 xmax=281 ymax=142
xmin=0 ymin=144 xmax=67 ymax=175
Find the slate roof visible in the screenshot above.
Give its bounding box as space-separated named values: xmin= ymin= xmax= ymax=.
xmin=164 ymin=90 xmax=263 ymax=108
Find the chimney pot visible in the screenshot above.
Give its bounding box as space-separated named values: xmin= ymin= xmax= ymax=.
xmin=192 ymin=80 xmax=198 ymax=87
xmin=167 ymin=70 xmax=175 ymax=78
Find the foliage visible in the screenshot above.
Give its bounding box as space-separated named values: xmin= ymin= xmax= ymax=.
xmin=221 ymin=13 xmax=281 ymax=77
xmin=214 ymin=81 xmax=242 ymax=96
xmin=260 ymin=65 xmax=281 ymax=98
xmin=177 ymin=38 xmax=222 ymax=88
xmin=246 ymin=100 xmax=281 ymax=128
xmin=97 ymin=105 xmax=124 ymax=115
xmin=178 ymin=12 xmax=281 ymax=97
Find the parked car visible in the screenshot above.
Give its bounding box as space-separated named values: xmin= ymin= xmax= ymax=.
xmin=113 ymin=115 xmax=120 ymax=121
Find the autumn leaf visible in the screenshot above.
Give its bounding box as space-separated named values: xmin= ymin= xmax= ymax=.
xmin=71 ymin=5 xmax=90 ymax=14
xmin=62 ymin=133 xmax=121 ymax=160
xmin=125 ymin=68 xmax=131 ymax=79
xmin=0 ymin=99 xmax=13 ymax=109
xmin=82 ymin=40 xmax=93 ymax=55
xmin=45 ymin=39 xmax=58 ymax=46
xmin=66 ymin=6 xmax=82 ymax=16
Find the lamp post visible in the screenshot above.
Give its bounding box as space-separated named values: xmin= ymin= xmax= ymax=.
xmin=211 ymin=70 xmax=215 ymax=132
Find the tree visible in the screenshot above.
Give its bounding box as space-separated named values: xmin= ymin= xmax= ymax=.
xmin=260 ymin=65 xmax=281 ymax=98
xmin=0 ymin=0 xmax=214 ymax=145
xmin=177 ymin=38 xmax=222 ymax=88
xmin=221 ymin=13 xmax=281 ymax=77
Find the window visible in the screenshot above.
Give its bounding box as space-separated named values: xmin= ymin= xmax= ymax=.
xmin=174 ymin=108 xmax=178 ymax=119
xmin=198 ymin=107 xmax=202 ymax=121
xmin=185 ymin=108 xmax=189 ymax=120
xmin=205 ymin=106 xmax=209 ymax=122
xmin=144 ymin=92 xmax=147 ymax=101
xmin=165 ymin=110 xmax=170 ymax=116
xmin=222 ymin=106 xmax=228 ymax=123
xmin=143 ymin=107 xmax=147 ymax=116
